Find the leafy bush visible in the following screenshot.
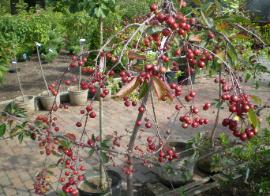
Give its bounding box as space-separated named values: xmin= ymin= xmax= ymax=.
xmin=0 ymin=9 xmax=65 ymax=79
xmin=229 ymin=122 xmax=270 ymax=194
xmin=118 ymin=0 xmax=156 ymax=19
xmin=63 ymin=11 xmax=98 ymax=53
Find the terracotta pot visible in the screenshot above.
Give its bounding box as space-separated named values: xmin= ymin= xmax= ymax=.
xmin=39 ymin=91 xmax=60 ymax=111
xmin=68 ymin=86 xmax=88 ymax=106
xmin=14 ymin=95 xmax=35 ymax=114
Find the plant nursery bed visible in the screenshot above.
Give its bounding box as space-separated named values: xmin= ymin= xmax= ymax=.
xmin=139 ymin=169 xmax=242 ymax=196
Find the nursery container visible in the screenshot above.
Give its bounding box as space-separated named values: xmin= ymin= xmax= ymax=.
xmin=14 ymin=95 xmax=35 ymax=114
xmin=152 ymin=141 xmax=197 ymax=188
xmin=78 ymin=170 xmax=122 ymax=196
xmin=68 ymin=86 xmax=89 ymax=106
xmin=39 ymin=91 xmax=60 ymax=111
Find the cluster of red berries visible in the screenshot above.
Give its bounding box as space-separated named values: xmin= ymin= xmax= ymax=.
xmin=149 ymin=2 xmax=215 ymax=42
xmin=59 ymin=153 xmax=85 ymax=196
xmin=169 ymin=82 xmax=182 ymax=97
xmin=179 ymin=114 xmax=209 ymax=129
xmin=82 ymin=67 xmax=95 ymax=74
xmin=119 ymin=70 xmax=133 ymax=84
xmin=37 ymin=134 xmax=58 ymax=156
xmin=221 ymin=94 xmax=256 ymax=141
xmin=123 ymin=96 xmax=138 ymax=107
xmin=48 ymin=81 xmax=59 ymax=96
xmin=103 ymin=52 xmax=118 ymax=63
xmin=146 ymin=136 xmax=157 ymax=152
xmin=158 ymin=147 xmax=178 ymax=162
xmin=36 ymin=115 xmax=49 ymax=124
xmin=140 ymin=64 xmax=167 ymax=81
xmin=135 ymin=113 xmax=152 ymax=128
xmin=214 ymin=77 xmax=257 ymax=141
xmin=171 ymin=88 xmax=209 ymax=128
xmin=76 ymin=105 xmax=97 ymax=127
xmin=34 ymin=170 xmax=50 ymax=195
xmin=64 ymin=76 xmax=78 ymax=86
xmin=184 ymin=48 xmax=214 ymax=69
xmin=222 ymin=118 xmax=256 ymax=141
xmin=123 ymin=166 xmax=134 ymax=175
xmin=69 ymin=55 xmax=87 ymax=69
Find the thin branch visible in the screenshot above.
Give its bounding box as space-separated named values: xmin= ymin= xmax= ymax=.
xmin=235 ymin=24 xmax=267 ymax=47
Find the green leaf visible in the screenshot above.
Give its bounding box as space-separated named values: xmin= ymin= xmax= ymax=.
xmin=139 ymin=81 xmax=149 ymax=99
xmin=266 ymin=116 xmax=270 ymax=126
xmin=227 ymin=44 xmax=238 ymax=66
xmin=245 ymin=72 xmax=252 ymax=82
xmin=91 ymin=134 xmax=96 ymax=142
xmin=192 ymin=0 xmax=202 ymax=6
xmin=0 ymin=123 xmax=6 ymax=137
xmin=4 ymin=102 xmax=26 ymax=118
xmin=145 ymin=26 xmax=163 ymax=35
xmin=52 ymin=150 xmax=62 ymax=157
xmin=176 ymin=71 xmax=183 ymax=78
xmin=88 ymin=148 xmax=95 ymax=157
xmin=212 ymin=99 xmax=224 ymax=109
xmin=94 ymin=7 xmax=106 ymax=18
xmin=219 ymin=133 xmax=229 ymax=146
xmin=46 ymin=169 xmax=54 ymax=175
xmin=59 ymin=140 xmax=71 ymax=148
xmin=200 ymin=10 xmax=213 ymax=28
xmin=48 ymin=163 xmax=58 ymax=168
xmin=56 ymin=191 xmax=67 ymax=196
xmin=255 ymin=81 xmax=260 ymax=89
xmin=250 ymin=95 xmax=262 ymax=105
xmin=101 ymin=139 xmax=110 ymax=149
xmin=248 ymin=109 xmax=259 ymax=129
xmin=100 ymin=152 xmax=109 ymax=163
xmin=18 ymin=132 xmax=24 ymax=143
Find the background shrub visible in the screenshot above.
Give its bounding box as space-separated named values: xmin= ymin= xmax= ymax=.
xmin=63 ymin=11 xmax=97 ymax=54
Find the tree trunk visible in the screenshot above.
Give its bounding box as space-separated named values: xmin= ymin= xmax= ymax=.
xmin=25 ymin=0 xmax=36 ymax=10
xmin=39 ymin=0 xmax=45 ymax=8
xmin=10 ymin=0 xmax=18 ymax=15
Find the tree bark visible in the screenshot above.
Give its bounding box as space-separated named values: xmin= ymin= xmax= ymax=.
xmin=25 ymin=0 xmax=36 ymax=10
xmin=10 ymin=0 xmax=18 ymax=15
xmin=127 ymin=85 xmax=151 ymax=196
xmin=39 ymin=0 xmax=45 ymax=8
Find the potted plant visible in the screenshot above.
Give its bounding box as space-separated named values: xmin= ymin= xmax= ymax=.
xmin=77 ymin=170 xmax=122 ymax=196
xmin=152 ymin=140 xmax=198 ymax=187
xmin=68 ymin=39 xmax=89 ymax=106
xmin=36 ymin=43 xmax=60 ymax=110
xmin=41 ymin=48 xmax=58 ymax=64
xmin=12 ymin=59 xmax=35 ymax=115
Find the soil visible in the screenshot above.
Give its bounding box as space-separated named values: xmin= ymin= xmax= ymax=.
xmin=0 ymin=53 xmax=85 ymax=102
